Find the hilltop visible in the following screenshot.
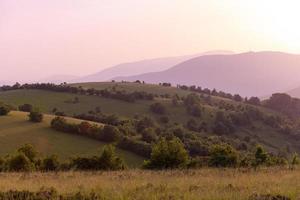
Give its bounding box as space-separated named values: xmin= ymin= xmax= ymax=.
xmin=115 ymin=51 xmax=300 ymax=97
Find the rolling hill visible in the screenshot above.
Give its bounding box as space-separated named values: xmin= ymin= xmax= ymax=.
xmin=0 ymin=111 xmax=143 ymax=167
xmin=76 ymin=51 xmax=233 ymax=82
xmin=115 ymin=51 xmax=300 ymax=97
xmin=0 ymin=82 xmax=300 ymax=157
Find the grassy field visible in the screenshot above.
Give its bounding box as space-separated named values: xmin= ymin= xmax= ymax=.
xmin=71 ymin=81 xmax=192 ymax=97
xmin=0 ymin=111 xmax=143 ymax=167
xmin=0 ymin=83 xmax=298 ymax=154
xmin=0 ymin=168 xmax=298 ymax=199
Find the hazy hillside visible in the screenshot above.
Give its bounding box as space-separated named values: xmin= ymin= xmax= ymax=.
xmin=1 ymin=82 xmax=300 ymax=157
xmin=116 ymin=52 xmax=300 ymax=97
xmin=76 ymin=51 xmax=233 ymax=82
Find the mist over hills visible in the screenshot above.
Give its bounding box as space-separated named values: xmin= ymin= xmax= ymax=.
xmin=115 ymin=51 xmax=300 ymax=97
xmin=75 ymin=51 xmax=233 ymax=83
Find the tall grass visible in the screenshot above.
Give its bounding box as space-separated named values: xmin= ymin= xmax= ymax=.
xmin=0 ymin=168 xmax=298 ymax=199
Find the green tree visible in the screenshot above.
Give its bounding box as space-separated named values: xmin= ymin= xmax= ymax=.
xmin=209 ymin=144 xmax=238 ymax=167
xmin=17 ymin=144 xmax=38 ymax=162
xmin=7 ymin=153 xmax=34 ymax=172
xmin=0 ymin=105 xmax=10 ymax=116
xmin=28 ymin=110 xmax=43 ymax=122
xmin=144 ymin=137 xmax=190 ymax=169
xmin=253 ymin=145 xmax=269 ymax=167
xmin=98 ymin=145 xmax=125 ymax=170
xmin=42 ymin=155 xmax=60 ymax=171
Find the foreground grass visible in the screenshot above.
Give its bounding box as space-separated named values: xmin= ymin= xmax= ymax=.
xmin=0 ymin=168 xmax=299 ymax=199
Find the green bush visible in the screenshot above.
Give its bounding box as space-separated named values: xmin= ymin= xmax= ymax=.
xmin=42 ymin=155 xmax=60 ymax=171
xmin=7 ymin=153 xmax=35 ymax=172
xmin=144 ymin=137 xmax=190 ymax=169
xmin=28 ymin=111 xmax=43 ymax=122
xmin=209 ymin=144 xmax=238 ymax=167
xmin=0 ymin=105 xmax=11 ymax=116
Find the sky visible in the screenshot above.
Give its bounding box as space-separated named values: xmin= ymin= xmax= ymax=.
xmin=1 ymin=0 xmax=300 ymax=82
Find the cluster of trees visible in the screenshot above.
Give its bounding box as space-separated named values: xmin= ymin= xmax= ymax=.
xmin=0 ymin=83 xmax=156 ymax=103
xmin=0 ymin=144 xmax=124 ymax=172
xmin=51 ymin=117 xmax=121 ymax=143
xmin=144 ymin=138 xmax=299 ymax=169
xmin=0 ymin=104 xmax=11 ymax=116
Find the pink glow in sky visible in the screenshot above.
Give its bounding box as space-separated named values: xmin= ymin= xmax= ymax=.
xmin=1 ymin=0 xmax=300 ymax=82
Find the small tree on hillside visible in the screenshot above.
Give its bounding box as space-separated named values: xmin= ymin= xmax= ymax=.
xmin=253 ymin=145 xmax=269 ymax=168
xmin=28 ymin=109 xmax=43 ymax=122
xmin=98 ymin=145 xmax=126 ymax=170
xmin=0 ymin=105 xmax=11 ymax=116
xmin=144 ymin=137 xmax=190 ymax=169
xmin=209 ymin=144 xmax=238 ymax=167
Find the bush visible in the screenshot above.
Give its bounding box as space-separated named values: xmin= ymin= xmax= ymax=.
xmin=17 ymin=144 xmax=38 ymax=163
xmin=28 ymin=111 xmax=43 ymax=122
xmin=100 ymin=125 xmax=121 ymax=142
xmin=18 ymin=104 xmax=33 ymax=112
xmin=209 ymin=144 xmax=238 ymax=167
xmin=0 ymin=105 xmax=10 ymax=116
xmin=98 ymin=145 xmax=125 ymax=170
xmin=7 ymin=153 xmax=34 ymax=172
xmin=150 ymin=103 xmax=166 ymax=115
xmin=41 ymin=155 xmax=60 ymax=171
xmin=144 ymin=137 xmax=190 ymax=169
xmin=117 ymin=137 xmax=152 ymax=157
xmin=141 ymin=128 xmax=157 ymax=143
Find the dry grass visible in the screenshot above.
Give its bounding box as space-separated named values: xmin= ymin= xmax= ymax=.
xmin=0 ymin=168 xmax=299 ymax=199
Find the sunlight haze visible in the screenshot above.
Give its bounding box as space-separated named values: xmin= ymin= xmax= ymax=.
xmin=1 ymin=0 xmax=299 ymax=82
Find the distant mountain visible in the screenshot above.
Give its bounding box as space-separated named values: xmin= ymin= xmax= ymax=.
xmin=39 ymin=74 xmax=79 ymax=84
xmin=76 ymin=51 xmax=233 ymax=82
xmin=115 ymin=51 xmax=300 ymax=97
xmin=286 ymin=87 xmax=300 ymax=98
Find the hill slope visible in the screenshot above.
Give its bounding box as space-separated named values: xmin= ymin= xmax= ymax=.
xmin=77 ymin=51 xmax=233 ymax=82
xmin=0 ymin=82 xmax=300 ymax=156
xmin=115 ymin=52 xmax=300 ymax=97
xmin=0 ymin=111 xmax=143 ymax=166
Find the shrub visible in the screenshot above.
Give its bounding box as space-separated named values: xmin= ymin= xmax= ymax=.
xmin=41 ymin=155 xmax=60 ymax=171
xmin=141 ymin=128 xmax=157 ymax=143
xmin=253 ymin=145 xmax=269 ymax=167
xmin=28 ymin=110 xmax=43 ymax=122
xmin=18 ymin=104 xmax=33 ymax=112
xmin=7 ymin=153 xmax=34 ymax=172
xmin=0 ymin=105 xmax=10 ymax=116
xmin=100 ymin=125 xmax=121 ymax=142
xmin=209 ymin=144 xmax=238 ymax=167
xmin=117 ymin=137 xmax=152 ymax=157
xmin=17 ymin=144 xmax=38 ymax=162
xmin=150 ymin=103 xmax=166 ymax=115
xmin=144 ymin=137 xmax=190 ymax=169
xmin=98 ymin=145 xmax=125 ymax=170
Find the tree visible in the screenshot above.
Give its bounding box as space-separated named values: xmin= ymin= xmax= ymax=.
xmin=0 ymin=105 xmax=10 ymax=116
xmin=18 ymin=104 xmax=33 ymax=112
xmin=98 ymin=145 xmax=125 ymax=170
xmin=17 ymin=144 xmax=38 ymax=162
xmin=253 ymin=145 xmax=269 ymax=168
xmin=100 ymin=125 xmax=121 ymax=142
xmin=247 ymin=97 xmax=261 ymax=105
xmin=7 ymin=153 xmax=34 ymax=172
xmin=42 ymin=155 xmax=60 ymax=171
xmin=141 ymin=128 xmax=157 ymax=143
xmin=209 ymin=144 xmax=238 ymax=167
xmin=28 ymin=110 xmax=43 ymax=122
xmin=144 ymin=137 xmax=190 ymax=169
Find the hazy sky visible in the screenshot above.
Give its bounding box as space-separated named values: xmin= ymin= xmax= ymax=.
xmin=1 ymin=0 xmax=300 ymax=81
